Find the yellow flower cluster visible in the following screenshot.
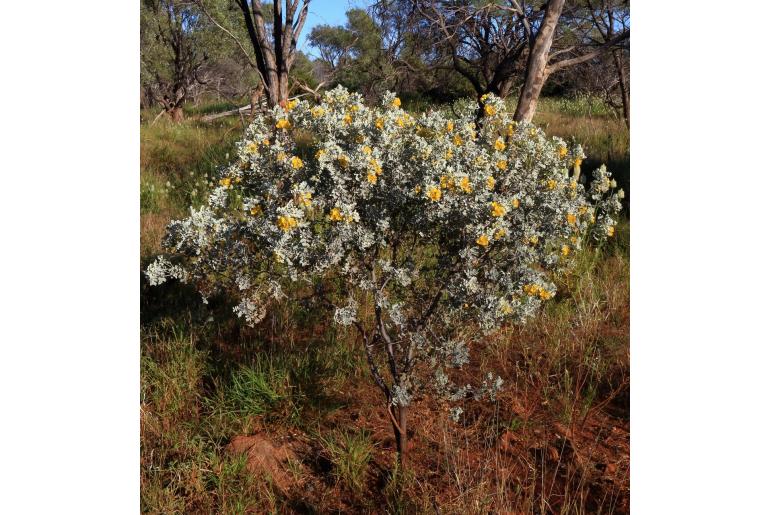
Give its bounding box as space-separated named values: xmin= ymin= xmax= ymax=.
xmin=511 ymin=198 xmax=520 ymax=209
xmin=446 ymin=121 xmax=454 ymax=133
xmin=343 ymin=114 xmax=352 ymax=125
xmin=476 ymin=234 xmax=489 ymax=246
xmin=523 ymin=284 xmax=552 ymax=300
xmin=494 ymin=228 xmax=507 ymax=240
xmin=276 ymin=119 xmax=291 ymax=130
xmin=561 ymin=245 xmax=571 ymax=256
xmin=487 ymin=176 xmax=496 ymax=190
xmin=459 ymin=176 xmax=472 ymax=193
xmin=546 ymin=179 xmax=557 ymax=190
xmin=490 ymin=201 xmax=506 ymax=217
xmin=245 ymin=142 xmax=258 ymax=154
xmin=250 ymin=205 xmax=262 ymax=216
xmin=290 ymin=156 xmax=303 ymax=169
xmin=329 ymin=207 xmax=344 ymax=222
xmin=220 ymin=177 xmax=232 ymax=188
xmin=286 ymin=99 xmax=298 ymax=111
xmin=567 ymin=213 xmax=577 ymax=226
xmin=426 ymin=186 xmax=442 ymax=202
xmin=311 ymin=106 xmax=325 ymax=118
xmin=496 ymin=160 xmax=508 ymax=171
xmin=391 ymin=97 xmax=401 ymax=108
xmin=494 ymin=138 xmax=506 ymax=151
xmin=277 ymin=215 xmax=297 ymax=232
xmin=338 ymin=154 xmax=350 ymax=168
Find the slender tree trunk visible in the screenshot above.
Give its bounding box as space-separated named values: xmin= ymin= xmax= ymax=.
xmin=390 ymin=404 xmax=408 ymax=464
xmin=612 ymin=50 xmax=630 ymax=129
xmin=513 ymin=0 xmax=565 ymax=122
xmin=168 ymin=106 xmax=184 ymax=123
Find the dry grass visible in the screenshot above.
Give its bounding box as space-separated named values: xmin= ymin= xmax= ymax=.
xmin=140 ymin=99 xmax=630 ymax=513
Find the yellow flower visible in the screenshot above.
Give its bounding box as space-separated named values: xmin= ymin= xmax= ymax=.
xmin=426 ymin=186 xmax=442 ymax=202
xmin=529 ymin=128 xmax=537 ymax=137
xmin=484 ymin=104 xmax=496 ymax=116
xmin=570 ymin=235 xmax=578 ymax=244
xmin=539 ymin=290 xmax=552 ymax=300
xmin=294 ymin=191 xmax=312 ymax=207
xmin=329 ymin=207 xmax=344 ymax=222
xmin=286 ymin=99 xmax=298 ymax=110
xmin=567 ymin=213 xmax=577 ymax=226
xmin=245 ymin=142 xmax=258 ymax=154
xmin=561 ymin=245 xmax=570 ymax=256
xmin=494 ymin=228 xmax=507 ymax=240
xmin=414 ymin=185 xmax=422 ymax=194
xmin=494 ymin=138 xmax=505 ymax=151
xmin=496 ymin=160 xmax=508 ymax=171
xmin=445 ymin=149 xmax=453 ymax=159
xmin=392 ymin=97 xmax=401 ymax=108
xmin=362 ymin=145 xmax=372 ymax=155
xmin=367 ymin=172 xmax=378 ymax=184
xmin=578 ymin=206 xmax=588 ymax=215
xmin=369 ymin=159 xmax=382 ymax=175
xmin=276 ymin=118 xmax=291 ymax=130
xmin=500 ymin=301 xmax=514 ymax=315
xmin=574 ymin=158 xmax=583 ymax=168
xmin=349 ymin=105 xmax=359 ymax=112
xmin=250 ymin=205 xmax=262 ymax=216
xmin=315 ymin=149 xmax=327 ymax=160
xmin=277 ymin=152 xmax=287 ymax=162
xmin=446 ymin=121 xmax=454 ymax=133
xmin=277 ymin=215 xmax=298 ymax=232
xmin=480 ymin=93 xmax=489 ymax=102
xmin=607 ymin=225 xmax=615 ymax=237
xmin=338 ymin=154 xmax=350 ymax=168
xmin=486 ymin=176 xmax=496 ymax=190
xmin=343 ymin=114 xmax=352 ymax=125
xmin=476 ymin=234 xmax=489 ymax=246
xmin=453 ymin=133 xmax=463 ymax=146
xmin=559 ymin=146 xmax=568 ymax=157
xmin=546 ymin=179 xmax=557 ymax=190
xmin=290 ymin=156 xmax=303 ymax=169
xmin=375 ymin=117 xmax=384 ymax=129
xmin=529 ymin=235 xmax=539 ymax=245
xmin=506 ymin=123 xmax=515 ymax=137
xmin=490 ymin=201 xmax=506 ymax=217
xmin=570 ymin=181 xmax=577 ymax=191
xmin=311 ymin=106 xmax=325 ymax=118
xmin=262 ymin=138 xmax=270 ymax=146
xmin=220 ymin=177 xmax=232 ymax=187
xmin=459 ymin=176 xmax=472 ymax=193
xmin=512 ymin=198 xmax=520 ymax=209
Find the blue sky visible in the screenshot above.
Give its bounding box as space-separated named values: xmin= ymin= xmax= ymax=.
xmin=297 ymin=0 xmax=372 ymax=57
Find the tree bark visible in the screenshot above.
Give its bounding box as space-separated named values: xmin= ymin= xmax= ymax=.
xmin=168 ymin=106 xmax=184 ymax=123
xmin=612 ymin=49 xmax=630 ymax=129
xmin=513 ymin=0 xmax=565 ymax=122
xmin=390 ymin=404 xmax=408 ymax=464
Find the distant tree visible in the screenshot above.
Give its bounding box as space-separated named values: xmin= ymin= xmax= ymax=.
xmin=141 ymin=0 xmax=210 ymax=122
xmin=584 ymin=0 xmax=629 ymax=127
xmin=310 ymin=9 xmax=399 ymax=101
xmin=375 ymin=0 xmax=629 ymax=121
xmin=197 ymin=0 xmax=310 ymax=107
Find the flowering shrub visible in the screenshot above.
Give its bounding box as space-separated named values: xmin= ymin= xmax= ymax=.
xmin=146 ymin=87 xmax=623 ymax=456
